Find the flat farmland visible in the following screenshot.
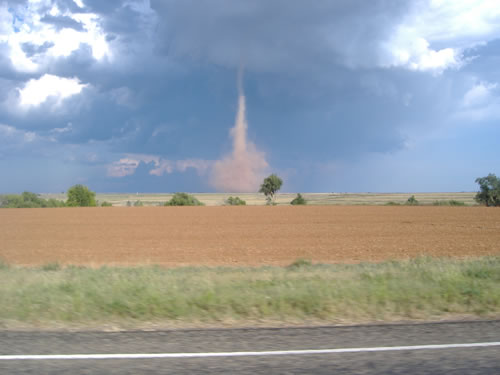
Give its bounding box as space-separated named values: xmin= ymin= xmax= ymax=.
xmin=40 ymin=192 xmax=477 ymax=206
xmin=1 ymin=206 xmax=499 ymax=267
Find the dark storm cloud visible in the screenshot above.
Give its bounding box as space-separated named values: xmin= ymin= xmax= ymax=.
xmin=150 ymin=0 xmax=411 ymax=72
xmin=40 ymin=14 xmax=85 ymax=31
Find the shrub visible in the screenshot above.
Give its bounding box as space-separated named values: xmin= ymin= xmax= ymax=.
xmin=101 ymin=201 xmax=113 ymax=207
xmin=405 ymin=195 xmax=419 ymax=206
xmin=66 ymin=185 xmax=96 ymax=207
xmin=290 ymin=193 xmax=307 ymax=205
xmin=133 ymin=200 xmax=144 ymax=207
xmin=165 ymin=193 xmax=204 ymax=206
xmin=225 ymin=196 xmax=246 ymax=205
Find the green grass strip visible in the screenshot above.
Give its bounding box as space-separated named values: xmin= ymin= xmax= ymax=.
xmin=0 ymin=256 xmax=499 ymax=327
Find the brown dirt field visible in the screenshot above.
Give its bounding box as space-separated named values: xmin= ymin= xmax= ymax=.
xmin=1 ymin=206 xmax=499 ymax=267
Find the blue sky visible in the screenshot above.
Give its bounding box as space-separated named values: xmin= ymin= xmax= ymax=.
xmin=1 ymin=0 xmax=499 ymax=193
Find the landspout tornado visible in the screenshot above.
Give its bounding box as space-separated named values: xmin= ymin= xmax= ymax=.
xmin=210 ymin=70 xmax=268 ymax=192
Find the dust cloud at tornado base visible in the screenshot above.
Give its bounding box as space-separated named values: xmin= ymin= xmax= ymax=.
xmin=210 ymin=77 xmax=268 ymax=192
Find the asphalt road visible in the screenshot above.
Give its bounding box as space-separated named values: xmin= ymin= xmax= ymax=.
xmin=1 ymin=321 xmax=499 ymax=374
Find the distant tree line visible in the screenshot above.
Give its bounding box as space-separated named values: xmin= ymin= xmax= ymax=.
xmin=0 ymin=184 xmax=98 ymax=208
xmin=4 ymin=173 xmax=496 ymax=208
xmin=0 ymin=191 xmax=66 ymax=208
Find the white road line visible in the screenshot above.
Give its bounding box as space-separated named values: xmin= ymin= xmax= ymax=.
xmin=1 ymin=342 xmax=500 ymax=360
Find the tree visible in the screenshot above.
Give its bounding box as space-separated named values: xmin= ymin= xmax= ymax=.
xmin=66 ymin=185 xmax=96 ymax=207
xmin=290 ymin=193 xmax=307 ymax=205
xmin=259 ymin=174 xmax=283 ymax=205
xmin=165 ymin=192 xmax=204 ymax=206
xmin=475 ymin=174 xmax=500 ymax=207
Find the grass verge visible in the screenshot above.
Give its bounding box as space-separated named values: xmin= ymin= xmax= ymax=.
xmin=0 ymin=256 xmax=499 ymax=329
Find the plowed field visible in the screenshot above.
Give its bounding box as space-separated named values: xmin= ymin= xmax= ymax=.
xmin=1 ymin=206 xmax=499 ymax=266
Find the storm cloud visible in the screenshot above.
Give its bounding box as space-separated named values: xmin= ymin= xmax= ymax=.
xmin=1 ymin=0 xmax=500 ymax=193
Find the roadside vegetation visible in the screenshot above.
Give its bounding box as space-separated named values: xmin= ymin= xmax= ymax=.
xmin=0 ymin=256 xmax=498 ymax=328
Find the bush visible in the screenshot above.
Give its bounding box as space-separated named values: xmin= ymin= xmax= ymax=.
xmin=290 ymin=193 xmax=307 ymax=205
xmin=225 ymin=196 xmax=246 ymax=205
xmin=100 ymin=201 xmax=113 ymax=207
xmin=66 ymin=185 xmax=96 ymax=207
xmin=165 ymin=193 xmax=204 ymax=206
xmin=133 ymin=200 xmax=144 ymax=207
xmin=405 ymin=195 xmax=419 ymax=206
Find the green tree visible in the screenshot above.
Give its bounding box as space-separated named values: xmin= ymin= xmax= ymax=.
xmin=225 ymin=196 xmax=246 ymax=205
xmin=475 ymin=174 xmax=500 ymax=207
xmin=259 ymin=174 xmax=283 ymax=205
xmin=66 ymin=185 xmax=97 ymax=207
xmin=290 ymin=193 xmax=307 ymax=205
xmin=165 ymin=193 xmax=204 ymax=206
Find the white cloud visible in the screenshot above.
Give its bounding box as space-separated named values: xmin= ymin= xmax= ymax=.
xmin=2 ymin=1 xmax=111 ymax=73
xmin=462 ymin=81 xmax=498 ymax=108
xmin=151 ymin=159 xmax=212 ymax=176
xmin=107 ymin=154 xmax=213 ymax=178
xmin=107 ymin=157 xmax=143 ymax=177
xmin=18 ymin=74 xmax=87 ymax=108
xmin=382 ymin=0 xmax=500 ymax=73
xmin=51 ymin=122 xmax=74 ymax=134
xmin=73 ymin=0 xmax=84 ymax=9
xmin=0 ymin=124 xmax=34 ymax=140
xmin=454 ymin=80 xmax=500 ymax=122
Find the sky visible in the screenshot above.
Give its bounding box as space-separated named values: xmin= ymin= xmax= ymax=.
xmin=1 ymin=0 xmax=500 ymax=193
